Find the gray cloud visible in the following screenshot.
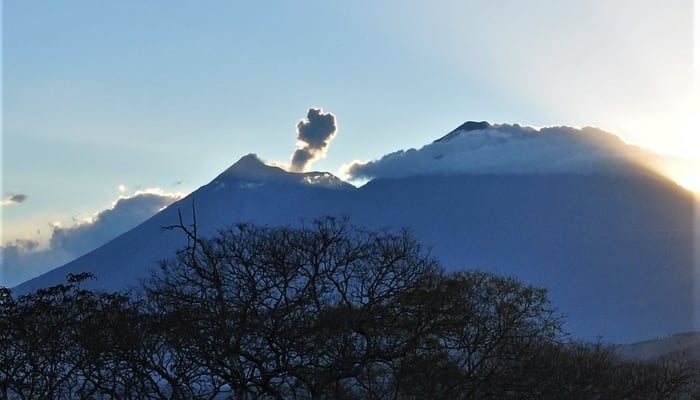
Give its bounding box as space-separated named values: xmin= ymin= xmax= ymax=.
xmin=290 ymin=108 xmax=338 ymax=172
xmin=1 ymin=190 xmax=181 ymax=288
xmin=345 ymin=123 xmax=658 ymax=180
xmin=2 ymin=194 xmax=27 ymax=206
xmin=10 ymin=194 xmax=27 ymax=203
xmin=0 ymin=239 xmax=66 ymax=289
xmin=49 ymin=192 xmax=179 ymax=255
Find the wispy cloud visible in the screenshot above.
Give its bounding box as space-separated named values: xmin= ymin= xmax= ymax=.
xmin=1 ymin=189 xmax=182 ymax=288
xmin=1 ymin=194 xmax=27 ymax=206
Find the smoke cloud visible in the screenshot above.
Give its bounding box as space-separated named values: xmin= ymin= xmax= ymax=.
xmin=290 ymin=108 xmax=338 ymax=172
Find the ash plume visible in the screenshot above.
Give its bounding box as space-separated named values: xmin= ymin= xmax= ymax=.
xmin=290 ymin=108 xmax=337 ymax=172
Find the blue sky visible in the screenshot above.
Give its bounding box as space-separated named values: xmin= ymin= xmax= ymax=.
xmin=2 ymin=1 xmax=698 ymax=285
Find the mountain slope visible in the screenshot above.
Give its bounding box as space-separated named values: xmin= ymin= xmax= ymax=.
xmin=615 ymin=332 xmax=700 ymax=361
xmin=12 ymin=155 xmax=354 ymax=293
xmin=348 ymin=174 xmax=695 ymax=343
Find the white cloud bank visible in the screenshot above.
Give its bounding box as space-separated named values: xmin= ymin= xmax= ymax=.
xmin=344 ymin=122 xmax=659 ymax=180
xmin=0 ymin=189 xmax=181 ymax=288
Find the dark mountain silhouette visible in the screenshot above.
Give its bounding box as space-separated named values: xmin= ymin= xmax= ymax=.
xmin=13 ymin=123 xmax=697 ymax=343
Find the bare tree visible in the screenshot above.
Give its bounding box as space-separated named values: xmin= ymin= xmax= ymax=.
xmin=145 ymin=216 xmax=567 ymax=399
xmin=4 ymin=215 xmax=700 ymax=399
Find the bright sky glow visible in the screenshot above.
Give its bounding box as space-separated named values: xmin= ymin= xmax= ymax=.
xmin=692 ymin=0 xmax=700 ymax=334
xmin=2 ymin=0 xmax=698 ymax=250
xmin=656 ymin=0 xmax=699 ymax=193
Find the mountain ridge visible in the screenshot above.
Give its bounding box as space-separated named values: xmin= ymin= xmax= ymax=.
xmin=10 ymin=122 xmax=698 ymax=343
xmin=212 ymin=153 xmax=354 ymax=190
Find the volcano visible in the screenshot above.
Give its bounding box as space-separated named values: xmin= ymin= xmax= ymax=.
xmin=12 ymin=123 xmax=697 ymax=343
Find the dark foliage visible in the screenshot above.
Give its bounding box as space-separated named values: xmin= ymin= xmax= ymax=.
xmin=1 ymin=217 xmax=698 ymax=399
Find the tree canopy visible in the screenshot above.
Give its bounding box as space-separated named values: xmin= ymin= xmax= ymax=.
xmin=1 ymin=217 xmax=698 ymax=399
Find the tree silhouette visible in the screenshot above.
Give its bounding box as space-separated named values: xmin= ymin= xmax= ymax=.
xmin=1 ymin=216 xmax=699 ymax=399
